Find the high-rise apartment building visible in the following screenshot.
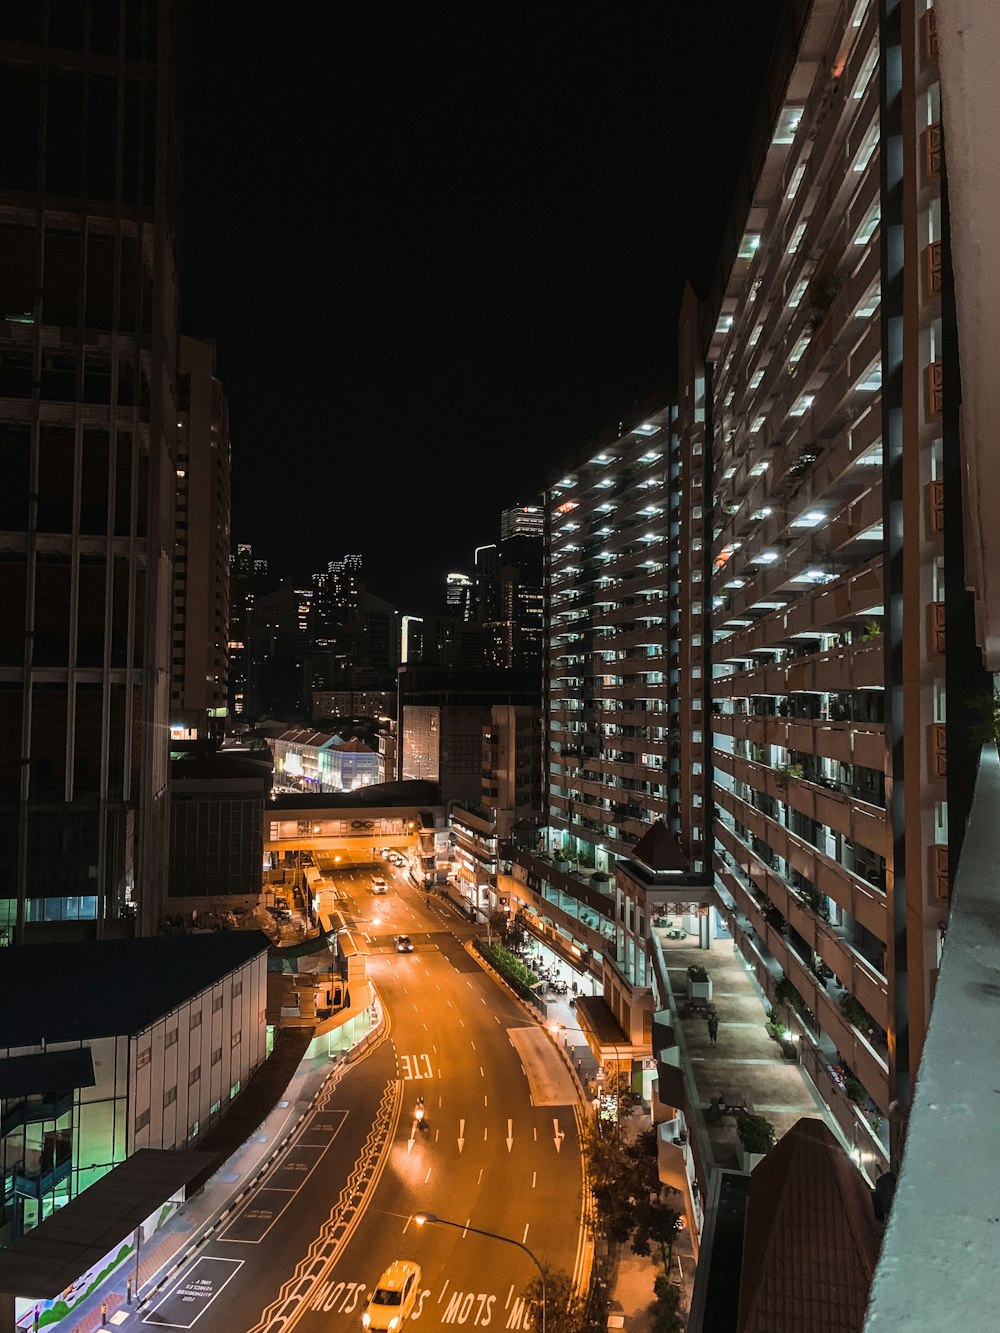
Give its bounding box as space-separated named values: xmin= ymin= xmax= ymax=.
xmin=171 ymin=336 xmax=230 ymax=738
xmin=676 ymin=0 xmax=986 ymax=1174
xmin=545 ymin=388 xmax=679 ymax=868
xmin=0 ymin=1 xmax=181 ymax=941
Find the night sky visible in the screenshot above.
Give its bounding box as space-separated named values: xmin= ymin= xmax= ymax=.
xmin=179 ymin=4 xmax=787 ymax=618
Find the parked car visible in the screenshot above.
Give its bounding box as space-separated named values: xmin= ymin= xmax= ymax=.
xmin=362 ymin=1260 xmax=422 ymax=1330
xmin=394 ymin=934 xmax=414 ymax=953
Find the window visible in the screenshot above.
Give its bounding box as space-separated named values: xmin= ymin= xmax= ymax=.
xmin=136 ymin=1108 xmax=150 ymax=1132
xmin=231 ymin=1031 xmax=242 ymax=1049
xmin=137 ymin=1047 xmax=151 ymax=1069
xmin=165 ymin=1028 xmax=178 ymax=1049
xmin=165 ymin=1086 xmax=177 ymax=1106
xmin=189 ymin=1066 xmax=201 ymax=1086
xmin=190 ymin=1011 xmax=202 ymax=1031
xmin=212 ymin=1047 xmax=222 ymax=1066
xmin=212 ymin=994 xmax=223 ymax=1014
xmin=232 ymin=979 xmax=242 ymax=999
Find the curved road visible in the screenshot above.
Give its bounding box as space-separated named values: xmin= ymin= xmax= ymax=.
xmin=141 ymin=862 xmax=588 ymax=1332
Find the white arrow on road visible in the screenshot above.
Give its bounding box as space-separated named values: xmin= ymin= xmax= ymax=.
xmin=457 ymin=1118 xmax=466 ymax=1154
xmin=506 ymin=1119 xmax=514 ymax=1153
xmin=553 ymin=1118 xmax=565 ymax=1153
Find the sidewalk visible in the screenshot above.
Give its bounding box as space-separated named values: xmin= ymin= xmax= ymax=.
xmin=64 ymin=1027 xmax=363 ymax=1331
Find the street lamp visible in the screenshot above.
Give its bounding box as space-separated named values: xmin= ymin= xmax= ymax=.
xmin=414 ymin=1212 xmax=546 ymax=1333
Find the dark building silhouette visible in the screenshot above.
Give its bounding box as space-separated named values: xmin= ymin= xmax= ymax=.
xmin=0 ymin=0 xmax=181 ymax=941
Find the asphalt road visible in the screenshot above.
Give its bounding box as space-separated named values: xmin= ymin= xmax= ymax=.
xmin=141 ymin=859 xmax=586 ymax=1332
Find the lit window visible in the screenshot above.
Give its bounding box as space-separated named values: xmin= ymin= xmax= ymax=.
xmin=787 ymin=162 xmax=807 ymax=199
xmin=749 ymin=323 xmax=763 ymax=347
xmin=852 ymin=44 xmax=879 ymax=100
xmin=854 ymin=123 xmax=880 ymax=172
xmin=788 ymin=223 xmax=806 ymax=254
xmin=854 ymin=201 xmax=881 ymax=245
xmin=773 ymin=105 xmax=804 ymax=144
xmin=749 ymin=370 xmax=764 ymax=390
xmin=738 ymin=233 xmax=761 ymax=260
xmin=788 ymin=279 xmax=808 ymax=309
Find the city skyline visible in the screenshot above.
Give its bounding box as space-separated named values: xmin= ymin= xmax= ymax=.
xmin=179 ymin=4 xmax=786 ymax=613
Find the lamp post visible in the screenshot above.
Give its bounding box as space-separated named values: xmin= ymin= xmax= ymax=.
xmin=414 ymin=1212 xmax=545 ymax=1333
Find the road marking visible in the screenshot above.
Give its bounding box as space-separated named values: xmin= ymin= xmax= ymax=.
xmin=471 ymin=1041 xmax=477 ymax=1051
xmin=477 ymin=1168 xmax=484 ymax=1184
xmin=553 ymin=1118 xmax=565 ymax=1153
xmin=484 ymin=1095 xmax=488 ymax=1107
xmin=425 ymin=1167 xmax=432 ymax=1182
xmin=484 ymin=1127 xmax=488 ymax=1141
xmin=532 ymin=1171 xmax=536 ymax=1188
xmin=458 ymin=1119 xmax=466 ymax=1153
xmin=506 ymin=1120 xmax=514 ymax=1153
xmin=480 ymin=1067 xmax=484 ymax=1077
xmin=523 ymin=1223 xmax=531 ymax=1245
xmin=533 ymin=1127 xmax=537 ymax=1142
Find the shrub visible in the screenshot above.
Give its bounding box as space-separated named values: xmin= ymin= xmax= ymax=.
xmin=737 ymin=1113 xmax=776 ymax=1154
xmin=687 ymin=964 xmax=709 ymax=983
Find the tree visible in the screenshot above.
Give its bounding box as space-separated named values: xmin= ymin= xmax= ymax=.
xmin=522 ymin=1265 xmax=587 ymax=1333
xmin=652 ymin=1273 xmax=686 ymax=1333
xmin=582 ymin=1122 xmax=680 ymax=1262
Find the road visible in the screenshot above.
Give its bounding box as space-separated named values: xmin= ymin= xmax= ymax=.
xmin=141 ymin=856 xmax=587 ymax=1332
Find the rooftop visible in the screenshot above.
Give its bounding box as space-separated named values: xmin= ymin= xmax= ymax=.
xmin=0 ymin=932 xmax=270 ymax=1047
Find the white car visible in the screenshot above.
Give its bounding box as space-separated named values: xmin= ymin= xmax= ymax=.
xmin=371 ymin=875 xmax=388 ymax=894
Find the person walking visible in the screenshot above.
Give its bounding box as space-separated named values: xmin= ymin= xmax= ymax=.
xmin=707 ymin=1015 xmax=719 ymax=1046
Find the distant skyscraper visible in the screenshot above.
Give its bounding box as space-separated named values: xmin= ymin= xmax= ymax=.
xmin=0 ymin=1 xmax=181 ymax=941
xmin=171 ymin=337 xmax=231 ymax=739
xmin=500 ymin=503 xmax=544 ymax=540
xmin=446 ymin=572 xmax=474 ymax=622
xmin=228 ymin=543 xmax=268 ymax=721
xmin=476 ymin=523 xmax=544 ymax=673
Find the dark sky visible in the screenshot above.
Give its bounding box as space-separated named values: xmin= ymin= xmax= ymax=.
xmin=179 ymin=4 xmax=787 ymax=618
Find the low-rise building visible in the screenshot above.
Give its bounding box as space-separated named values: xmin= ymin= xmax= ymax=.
xmin=0 ymin=933 xmax=269 ymax=1242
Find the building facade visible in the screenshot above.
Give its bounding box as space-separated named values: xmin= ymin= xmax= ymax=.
xmin=0 ymin=933 xmax=268 ymax=1242
xmin=677 ymin=0 xmax=982 ymax=1175
xmin=171 ymin=336 xmax=230 ymax=739
xmin=545 ymin=386 xmax=678 ymax=869
xmin=0 ymin=0 xmax=181 ymax=941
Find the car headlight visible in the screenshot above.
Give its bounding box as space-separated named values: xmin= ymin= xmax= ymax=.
xmin=389 ymin=1320 xmax=399 ymax=1330
xmin=361 ymin=1315 xmax=371 ymax=1327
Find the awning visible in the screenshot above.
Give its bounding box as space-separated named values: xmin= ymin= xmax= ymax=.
xmin=0 ymin=1148 xmax=217 ymax=1301
xmin=0 ymin=1048 xmax=95 ymax=1098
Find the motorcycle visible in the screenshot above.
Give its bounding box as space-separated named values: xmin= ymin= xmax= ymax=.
xmin=414 ymin=1098 xmax=428 ymax=1131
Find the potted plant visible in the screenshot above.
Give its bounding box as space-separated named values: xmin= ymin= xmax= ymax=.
xmin=737 ymin=1112 xmax=776 ymax=1171
xmin=687 ymin=964 xmax=712 ymax=1001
